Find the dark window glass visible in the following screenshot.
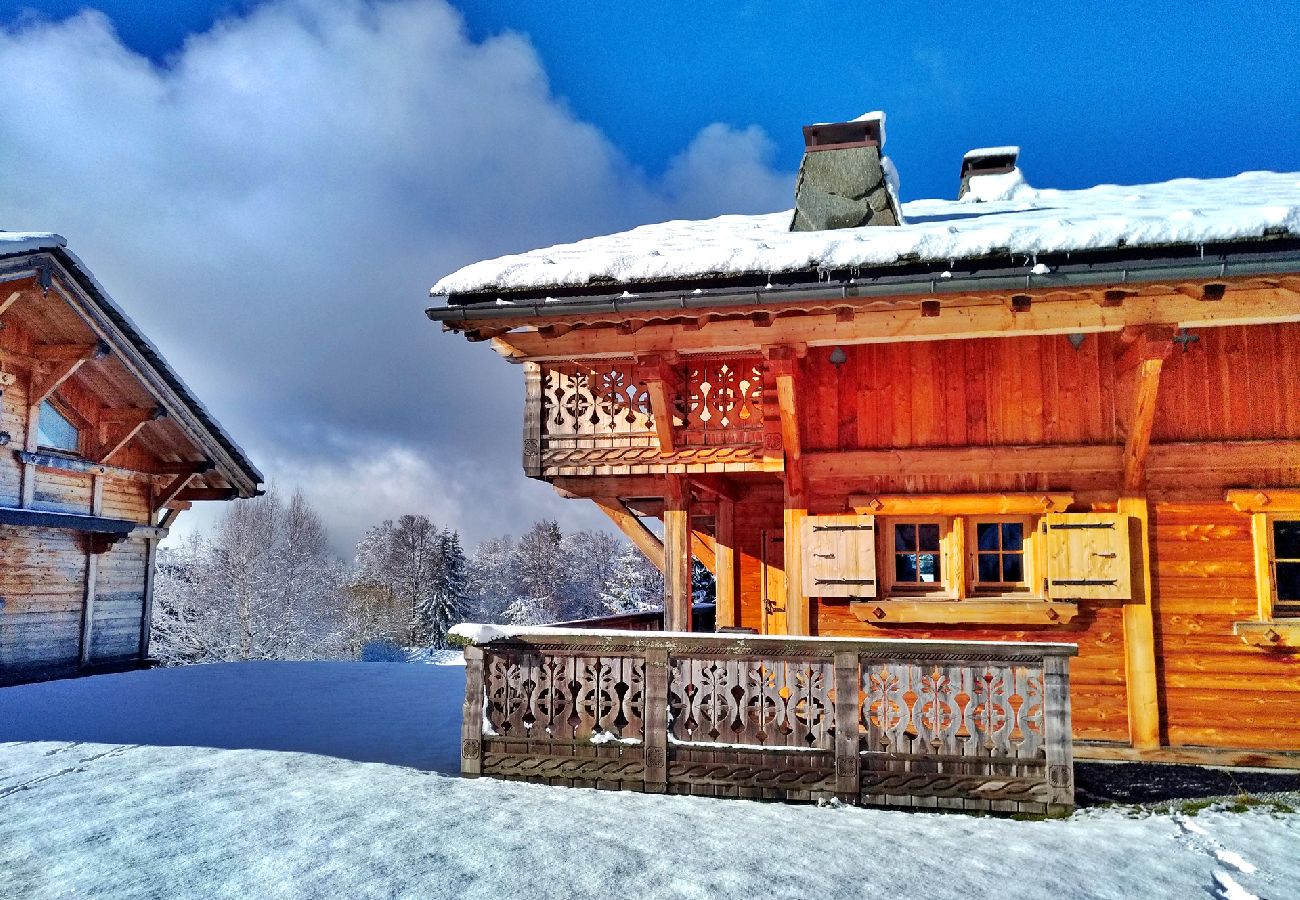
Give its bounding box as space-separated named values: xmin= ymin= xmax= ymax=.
xmin=895 ymin=524 xmax=916 ymax=552
xmin=1276 ymin=561 xmax=1300 ymax=602
xmin=1002 ymin=522 xmax=1024 ymax=552
xmin=37 ymin=400 xmax=79 ymax=453
xmin=1274 ymin=520 xmax=1300 ymax=560
xmin=978 ymin=553 xmax=1001 ymax=582
xmin=895 ymin=554 xmax=918 ymax=583
xmin=1003 ymin=554 xmax=1024 ymax=583
xmin=918 ymin=524 xmax=941 ymax=552
xmin=977 ymin=523 xmax=999 ymax=551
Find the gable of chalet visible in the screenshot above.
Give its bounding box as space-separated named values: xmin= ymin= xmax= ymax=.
xmin=0 ymin=233 xmax=263 ymax=510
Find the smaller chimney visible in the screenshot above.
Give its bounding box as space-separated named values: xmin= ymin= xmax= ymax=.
xmin=958 ymin=146 xmax=1021 ymax=200
xmin=791 ymin=111 xmax=901 ymax=232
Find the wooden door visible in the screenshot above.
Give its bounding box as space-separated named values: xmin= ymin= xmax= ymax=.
xmin=760 ymin=529 xmax=786 ymax=635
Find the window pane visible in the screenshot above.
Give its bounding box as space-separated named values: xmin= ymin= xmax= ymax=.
xmin=1274 ymin=521 xmax=1300 ymax=560
xmin=1277 ymin=562 xmax=1300 ymax=602
xmin=1003 ymin=554 xmax=1024 ymax=583
xmin=37 ymin=401 xmax=79 ymax=453
xmin=895 ymin=554 xmax=918 ymax=583
xmin=978 ymin=553 xmax=1001 ymax=582
xmin=895 ymin=524 xmax=916 ymax=552
xmin=918 ymin=524 xmax=941 ymax=551
xmin=1002 ymin=522 xmax=1024 ymax=552
xmin=976 ymin=523 xmax=1000 ymax=551
xmin=919 ymin=553 xmax=941 ymax=582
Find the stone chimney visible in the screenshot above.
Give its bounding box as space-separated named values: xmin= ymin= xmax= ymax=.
xmin=958 ymin=146 xmax=1021 ymax=200
xmin=790 ymin=111 xmax=901 ymax=232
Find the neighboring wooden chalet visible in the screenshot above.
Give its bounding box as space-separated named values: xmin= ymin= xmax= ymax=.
xmin=0 ymin=234 xmax=262 ymax=685
xmin=430 ymin=115 xmax=1300 ymax=775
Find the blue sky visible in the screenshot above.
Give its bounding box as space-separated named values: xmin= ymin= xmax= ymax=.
xmin=0 ymin=0 xmax=1297 ymax=549
xmin=4 ymin=0 xmax=1298 ymax=198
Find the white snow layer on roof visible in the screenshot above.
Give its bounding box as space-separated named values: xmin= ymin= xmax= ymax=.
xmin=959 ymin=167 xmax=1032 ymax=204
xmin=431 ymin=170 xmax=1300 ymax=297
xmin=0 ymin=231 xmax=65 ymax=255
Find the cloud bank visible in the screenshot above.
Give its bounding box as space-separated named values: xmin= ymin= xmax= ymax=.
xmin=0 ymin=0 xmax=794 ymax=551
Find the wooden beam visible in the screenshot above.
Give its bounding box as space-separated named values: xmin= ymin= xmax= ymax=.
xmin=807 ymin=444 xmax=1123 ymax=481
xmin=689 ymin=474 xmax=739 ymax=502
xmin=173 ymin=487 xmax=239 ymax=503
xmin=635 ymin=355 xmax=680 ymax=455
xmin=691 ymin=529 xmax=717 ymax=574
xmin=150 ymin=460 xmax=216 ymax=475
xmin=0 ymin=290 xmax=22 ymax=317
xmin=848 ymin=492 xmax=1074 ymax=515
xmin=1118 ymin=495 xmax=1160 ymax=751
xmin=158 ymin=505 xmax=188 ymax=529
xmin=1115 ymin=324 xmax=1176 ymax=373
xmin=663 ymin=474 xmax=692 ymax=631
xmin=850 ymin=599 xmax=1078 ymax=625
xmin=79 ymin=476 xmax=105 ymax=668
xmin=30 ymin=352 xmax=95 ymax=406
xmin=94 ymin=406 xmax=164 ymax=463
xmin=591 ymin=497 xmax=666 ymax=573
xmin=714 ymin=497 xmax=738 ymax=629
xmin=1121 ymin=356 xmax=1165 ymax=492
xmin=490 ymin=287 xmax=1300 ymax=361
xmin=768 ymin=348 xmax=803 ymax=494
xmin=1226 ymin=489 xmax=1300 ymax=513
xmin=138 ymin=537 xmax=159 ymax=660
xmin=153 ymin=473 xmax=194 ymax=518
xmin=552 ymin=475 xmax=667 ymax=500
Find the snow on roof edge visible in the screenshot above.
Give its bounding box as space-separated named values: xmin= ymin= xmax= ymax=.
xmin=964 ymin=145 xmax=1020 ymax=159
xmin=430 ymin=170 xmax=1300 ymax=298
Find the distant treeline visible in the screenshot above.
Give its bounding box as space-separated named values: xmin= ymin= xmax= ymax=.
xmin=151 ymin=487 xmax=707 ymax=664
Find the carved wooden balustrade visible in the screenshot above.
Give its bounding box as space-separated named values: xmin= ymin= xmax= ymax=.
xmin=459 ymin=629 xmax=1077 ymax=813
xmin=524 ymin=357 xmax=769 ymax=476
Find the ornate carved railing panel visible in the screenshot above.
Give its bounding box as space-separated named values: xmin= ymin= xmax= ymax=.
xmin=668 ymin=656 xmax=835 ymax=750
xmin=534 ymin=358 xmax=766 ymax=475
xmin=461 ymin=631 xmax=1076 ymax=813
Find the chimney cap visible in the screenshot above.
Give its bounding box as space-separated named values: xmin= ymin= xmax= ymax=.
xmin=961 ymin=146 xmax=1020 ymax=179
xmin=803 ymin=110 xmax=885 ymax=152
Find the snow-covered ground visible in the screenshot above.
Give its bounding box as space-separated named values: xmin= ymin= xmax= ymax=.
xmin=2 ymin=663 xmax=1298 ymax=900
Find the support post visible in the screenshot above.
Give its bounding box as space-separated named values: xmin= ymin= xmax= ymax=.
xmin=522 ymin=361 xmax=543 ymax=477
xmin=833 ymin=651 xmax=861 ymax=803
xmin=643 ymin=647 xmax=669 ymax=793
xmin=663 ymin=475 xmax=692 ymax=632
xmin=138 ymin=537 xmax=158 ymax=660
xmin=783 ymin=485 xmax=808 ymax=636
xmin=1116 ymin=325 xmax=1174 ymax=492
xmin=1042 ymin=653 xmax=1076 ymax=811
xmin=1118 ymin=495 xmax=1160 ymax=750
xmin=460 ymin=645 xmax=485 ymax=777
xmin=715 ymin=497 xmax=738 ymax=628
xmin=635 ymin=355 xmax=681 ymax=456
xmin=78 ymin=475 xmax=105 ymax=668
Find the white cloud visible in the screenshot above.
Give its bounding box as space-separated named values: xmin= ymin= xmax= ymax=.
xmin=0 ymin=0 xmax=793 ymax=550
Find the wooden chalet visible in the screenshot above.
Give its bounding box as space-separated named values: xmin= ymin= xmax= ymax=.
xmin=432 ymin=115 xmax=1300 ymax=808
xmin=0 ymin=234 xmax=262 ymax=685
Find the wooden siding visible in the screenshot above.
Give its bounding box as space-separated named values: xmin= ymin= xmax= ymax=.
xmin=0 ymin=526 xmax=87 ymax=682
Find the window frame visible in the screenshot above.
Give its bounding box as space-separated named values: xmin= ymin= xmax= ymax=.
xmin=880 ymin=517 xmax=957 ymax=599
xmin=35 ymin=397 xmax=84 ymax=457
xmin=966 ymin=515 xmax=1038 ymax=597
xmin=1264 ymin=515 xmax=1300 ymax=621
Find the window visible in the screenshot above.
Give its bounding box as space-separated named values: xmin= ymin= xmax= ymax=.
xmin=1270 ymin=519 xmax=1300 ymax=618
xmin=971 ymin=518 xmax=1033 ymax=593
xmin=887 ymin=520 xmax=947 ymax=595
xmin=36 ymin=400 xmax=79 ymax=453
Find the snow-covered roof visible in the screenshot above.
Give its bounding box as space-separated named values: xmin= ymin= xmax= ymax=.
xmin=432 ymin=170 xmax=1300 ymax=299
xmin=963 ymin=145 xmax=1019 ymax=159
xmin=0 ymin=231 xmax=65 ymax=255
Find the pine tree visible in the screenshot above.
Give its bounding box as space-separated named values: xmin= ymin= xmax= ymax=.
xmin=599 ymin=544 xmax=664 ymax=613
xmin=424 ymin=528 xmax=468 ymax=647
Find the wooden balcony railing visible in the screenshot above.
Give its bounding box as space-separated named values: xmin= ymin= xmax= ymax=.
xmin=458 ymin=628 xmax=1077 ymax=813
xmin=524 ymin=358 xmax=769 ymax=476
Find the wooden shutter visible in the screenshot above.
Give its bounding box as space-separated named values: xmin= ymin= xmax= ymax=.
xmin=800 ymin=515 xmax=876 ymax=598
xmin=1043 ymin=513 xmax=1132 ymax=601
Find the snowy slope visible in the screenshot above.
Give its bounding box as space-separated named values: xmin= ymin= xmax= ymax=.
xmin=430 ymin=171 xmax=1300 ymax=297
xmin=2 ymin=663 xmax=1298 ymax=900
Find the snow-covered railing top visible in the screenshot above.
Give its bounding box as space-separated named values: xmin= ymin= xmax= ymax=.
xmin=431 ymin=170 xmax=1300 ymax=298
xmin=450 ymin=621 xmax=1078 ymax=662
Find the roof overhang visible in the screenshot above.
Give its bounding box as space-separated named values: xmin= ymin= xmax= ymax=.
xmin=0 ymin=247 xmax=263 ymax=497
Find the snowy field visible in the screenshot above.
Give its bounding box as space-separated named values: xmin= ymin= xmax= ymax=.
xmin=2 ymin=663 xmax=1298 ymax=900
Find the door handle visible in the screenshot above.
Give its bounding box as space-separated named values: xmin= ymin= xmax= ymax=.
xmin=1092 ymin=552 xmax=1117 ymax=559
xmin=763 ymin=598 xmax=785 ymax=615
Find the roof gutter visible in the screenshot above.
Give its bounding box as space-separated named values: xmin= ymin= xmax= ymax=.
xmin=426 ymin=246 xmax=1300 ymax=324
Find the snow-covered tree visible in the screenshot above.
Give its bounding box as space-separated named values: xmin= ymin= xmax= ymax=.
xmin=465 ymin=534 xmax=517 ymax=622
xmin=152 ymin=487 xmax=348 ymax=663
xmin=599 ymin=544 xmax=664 ymax=614
xmin=510 ymin=520 xmax=566 ymax=623
xmin=421 ymin=529 xmax=468 ymax=647
xmin=560 ymin=529 xmax=622 ymax=619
